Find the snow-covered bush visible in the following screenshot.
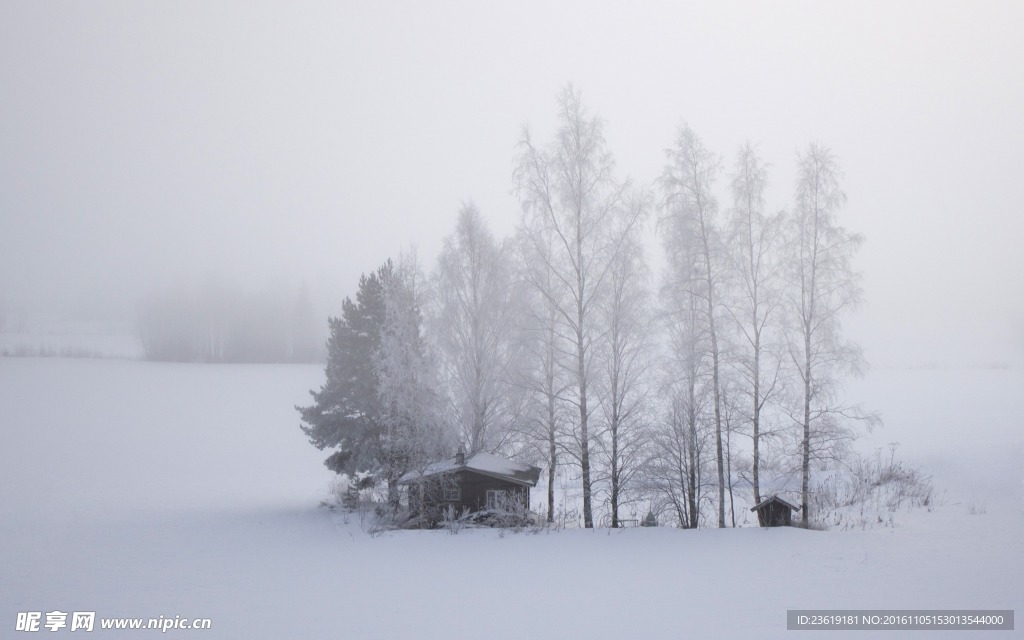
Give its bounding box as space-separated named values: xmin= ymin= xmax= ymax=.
xmin=809 ymin=444 xmax=933 ymax=529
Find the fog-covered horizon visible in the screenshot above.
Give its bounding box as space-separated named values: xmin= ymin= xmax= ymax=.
xmin=2 ymin=1 xmax=1022 ymax=368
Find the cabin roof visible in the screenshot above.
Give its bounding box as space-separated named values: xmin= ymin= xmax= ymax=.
xmin=750 ymin=495 xmax=801 ymax=512
xmin=399 ymin=452 xmax=541 ymax=487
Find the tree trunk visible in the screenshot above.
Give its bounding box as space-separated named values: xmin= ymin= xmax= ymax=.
xmin=752 ymin=325 xmax=761 ymax=506
xmin=726 ymin=414 xmax=736 ymax=527
xmin=686 ymin=384 xmax=699 ymax=529
xmin=579 ymin=332 xmax=593 ymax=528
xmin=547 ymin=397 xmax=557 ymax=524
xmin=577 ymin=222 xmax=593 ymax=529
xmin=610 ymin=414 xmax=619 ymax=527
xmin=387 ymin=475 xmax=400 ymax=509
xmin=709 ymin=294 xmax=725 ymax=529
xmin=801 ymin=331 xmax=812 ymax=527
xmin=547 ymin=446 xmax=556 ymax=524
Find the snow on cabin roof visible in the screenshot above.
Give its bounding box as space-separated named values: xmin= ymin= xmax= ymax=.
xmin=749 ymin=495 xmax=801 ymax=512
xmin=399 ymin=452 xmax=541 ymax=487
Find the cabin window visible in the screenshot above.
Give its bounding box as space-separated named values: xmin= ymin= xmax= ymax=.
xmin=486 ymin=489 xmax=506 ymax=509
xmin=443 ymin=487 xmax=461 ymax=501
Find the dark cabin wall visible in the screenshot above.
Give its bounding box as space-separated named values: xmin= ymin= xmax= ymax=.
xmin=756 ymin=502 xmax=794 ymax=527
xmin=408 ymin=470 xmax=531 ymax=519
xmin=453 ymin=471 xmax=529 ymax=513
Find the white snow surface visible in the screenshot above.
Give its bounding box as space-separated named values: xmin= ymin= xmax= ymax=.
xmin=1 ymin=358 xmax=1021 ymax=639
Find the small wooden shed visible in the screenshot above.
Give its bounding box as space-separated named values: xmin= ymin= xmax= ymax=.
xmin=399 ymin=450 xmax=541 ymax=526
xmin=750 ymin=495 xmax=800 ymax=527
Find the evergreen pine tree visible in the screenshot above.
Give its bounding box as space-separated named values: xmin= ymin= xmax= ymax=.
xmin=297 ymin=261 xmax=393 ymax=478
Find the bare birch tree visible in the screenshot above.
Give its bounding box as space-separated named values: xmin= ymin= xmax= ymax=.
xmin=645 ymin=323 xmax=711 ymax=529
xmin=515 ymin=233 xmax=572 ymax=523
xmin=645 ymin=210 xmax=712 ymax=529
xmin=726 ymin=142 xmax=786 ymax=506
xmin=595 ymin=224 xmax=653 ymax=527
xmin=514 ymin=85 xmax=646 ymax=528
xmin=784 ymin=143 xmax=875 ymax=526
xmin=659 ymin=123 xmax=730 ymax=528
xmin=431 ymin=203 xmax=524 ymax=455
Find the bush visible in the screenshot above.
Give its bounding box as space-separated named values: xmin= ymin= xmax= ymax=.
xmin=809 ymin=444 xmax=933 ymax=529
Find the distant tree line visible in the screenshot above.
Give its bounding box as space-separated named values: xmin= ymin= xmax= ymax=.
xmin=137 ymin=280 xmax=322 ymax=363
xmin=298 ymin=84 xmax=875 ymax=528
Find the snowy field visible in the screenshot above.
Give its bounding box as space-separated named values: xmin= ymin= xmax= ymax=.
xmin=1 ymin=358 xmax=1021 ymax=638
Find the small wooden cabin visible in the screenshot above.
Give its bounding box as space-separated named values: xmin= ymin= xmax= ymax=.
xmin=399 ymin=450 xmax=541 ymax=526
xmin=750 ymin=495 xmax=800 ymax=527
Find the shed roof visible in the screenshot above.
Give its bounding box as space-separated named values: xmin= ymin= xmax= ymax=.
xmin=399 ymin=452 xmax=541 ymax=487
xmin=750 ymin=495 xmax=801 ymax=512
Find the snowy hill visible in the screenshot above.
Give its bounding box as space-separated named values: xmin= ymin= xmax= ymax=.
xmin=1 ymin=358 xmax=1020 ymax=638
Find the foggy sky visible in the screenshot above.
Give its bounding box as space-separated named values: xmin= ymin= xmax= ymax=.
xmin=1 ymin=1 xmax=1022 ymax=367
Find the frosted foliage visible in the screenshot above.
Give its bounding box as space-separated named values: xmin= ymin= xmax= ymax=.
xmin=376 ymin=254 xmax=453 ymax=477
xmin=431 ymin=204 xmax=525 ymax=455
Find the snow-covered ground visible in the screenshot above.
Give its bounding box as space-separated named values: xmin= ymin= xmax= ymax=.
xmin=1 ymin=358 xmax=1021 ymax=638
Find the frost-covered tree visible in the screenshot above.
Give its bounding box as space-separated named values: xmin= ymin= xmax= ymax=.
xmin=726 ymin=142 xmax=786 ymax=506
xmin=645 ymin=228 xmax=712 ymax=529
xmin=646 ymin=360 xmax=711 ymax=528
xmin=376 ymin=252 xmax=453 ymax=503
xmin=595 ymin=226 xmax=653 ymax=527
xmin=297 ymin=262 xmax=390 ymax=478
xmin=514 ymin=232 xmax=572 ymax=524
xmin=514 ymin=85 xmax=647 ymax=528
xmin=431 ymin=204 xmax=525 ymax=455
xmin=659 ymin=123 xmax=730 ymax=528
xmin=298 ymin=255 xmax=452 ymax=498
xmin=720 ymin=379 xmax=742 ymax=527
xmin=784 ymin=143 xmax=875 ymax=526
